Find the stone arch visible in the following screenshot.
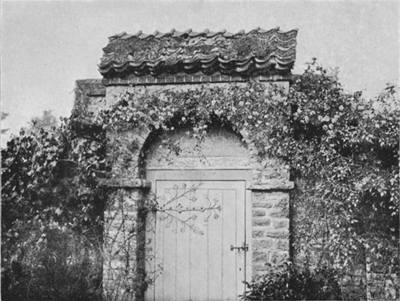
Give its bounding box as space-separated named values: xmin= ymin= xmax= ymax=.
xmin=101 ymin=91 xmax=295 ymax=301
xmin=76 ymin=25 xmax=300 ymax=301
xmin=140 ymin=120 xmax=253 ymax=301
xmin=140 ymin=122 xmax=251 ymax=172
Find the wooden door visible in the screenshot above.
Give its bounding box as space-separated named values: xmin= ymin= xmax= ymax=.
xmin=147 ymin=178 xmax=248 ymax=301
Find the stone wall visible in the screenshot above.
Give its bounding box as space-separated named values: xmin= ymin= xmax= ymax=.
xmin=337 ymin=262 xmax=398 ymax=300
xmin=76 ymin=78 xmax=293 ymax=300
xmin=74 ymin=76 xmax=399 ymax=301
xmin=74 ymin=79 xmax=106 ymax=121
xmin=102 ymin=188 xmax=140 ymax=301
xmin=100 ymin=126 xmax=293 ymax=300
xmin=251 ymin=190 xmax=290 ymax=276
xmin=143 ymin=126 xmax=293 ymax=280
xmin=74 ymin=78 xmax=289 ymax=122
xmin=100 ymin=125 xmax=152 ymax=300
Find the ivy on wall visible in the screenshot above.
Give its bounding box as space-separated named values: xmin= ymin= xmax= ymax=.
xmin=1 ymin=59 xmax=399 ymax=299
xmin=95 ymin=59 xmax=399 ymax=275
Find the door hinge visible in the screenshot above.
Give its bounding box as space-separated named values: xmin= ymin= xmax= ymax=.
xmin=230 ymin=242 xmax=248 ymax=252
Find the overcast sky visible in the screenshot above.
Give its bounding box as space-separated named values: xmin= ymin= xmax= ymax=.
xmin=1 ymin=0 xmax=399 ymax=145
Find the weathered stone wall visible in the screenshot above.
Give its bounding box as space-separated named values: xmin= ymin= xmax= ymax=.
xmin=365 ymin=257 xmax=399 ymax=301
xmin=74 ymin=77 xmax=398 ymax=301
xmin=104 ymin=127 xmax=293 ymax=300
xmin=76 ymin=78 xmax=293 ymax=301
xmin=250 ymin=157 xmax=292 ymax=277
xmin=251 ymin=190 xmax=290 ymax=276
xmin=102 ymin=188 xmax=140 ymax=301
xmin=106 ymin=128 xmax=150 ymax=180
xmin=74 ymin=78 xmax=289 ymax=121
xmin=144 ymin=126 xmax=293 ymax=280
xmin=338 ymin=262 xmax=398 ymax=300
xmin=145 ymin=127 xmax=252 ymax=170
xmin=74 ymin=79 xmax=106 ymax=120
xmin=101 ymin=127 xmax=153 ymax=300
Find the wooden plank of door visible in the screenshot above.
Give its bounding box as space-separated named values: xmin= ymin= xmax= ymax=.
xmin=175 ymin=185 xmax=191 ymax=300
xmin=207 ymin=188 xmax=223 ymax=300
xmin=236 ymin=184 xmax=247 ymax=297
xmin=221 ymin=188 xmax=238 ymax=300
xmin=152 ymin=180 xmax=246 ymax=301
xmin=158 ymin=184 xmax=177 ymax=301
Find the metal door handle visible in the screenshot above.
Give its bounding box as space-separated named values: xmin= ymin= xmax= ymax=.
xmin=230 ymin=242 xmax=248 ymax=252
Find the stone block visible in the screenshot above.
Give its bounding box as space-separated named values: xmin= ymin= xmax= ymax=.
xmin=253 ymin=239 xmax=275 ymax=250
xmin=131 ymin=190 xmax=143 ymax=201
xmin=253 ymin=250 xmax=269 ymax=261
xmin=252 ymin=170 xmax=262 ymax=182
xmin=250 ymin=180 xmax=294 ymax=191
xmin=270 ymin=251 xmax=288 ymax=264
xmin=252 ymin=209 xmax=266 ymax=217
xmin=267 ymin=208 xmax=289 ymax=218
xmin=276 ymin=239 xmax=289 ymax=251
xmin=253 ymin=262 xmax=269 ymax=272
xmin=253 ymin=229 xmax=265 ymax=238
xmin=123 ymin=203 xmax=138 ymax=212
xmin=268 ymin=195 xmax=289 ymax=205
xmin=252 ymin=192 xmax=267 ymax=202
xmin=252 ymin=218 xmax=271 ymax=226
xmin=110 ymin=260 xmax=124 ymax=269
xmin=265 ymin=230 xmax=289 ymax=239
xmin=272 ymin=219 xmax=289 ymax=229
xmin=106 ymin=229 xmax=120 ymax=239
xmin=252 ymin=201 xmax=273 ymax=209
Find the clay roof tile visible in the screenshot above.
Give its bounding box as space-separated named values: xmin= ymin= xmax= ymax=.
xmin=100 ymin=27 xmax=298 ymax=78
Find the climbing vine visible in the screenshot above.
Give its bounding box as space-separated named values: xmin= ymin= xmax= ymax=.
xmin=1 ymin=59 xmax=399 ymax=299
xmin=95 ymin=59 xmax=399 ymax=277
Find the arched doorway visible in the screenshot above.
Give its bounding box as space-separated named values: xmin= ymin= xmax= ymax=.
xmin=144 ymin=126 xmax=253 ymax=301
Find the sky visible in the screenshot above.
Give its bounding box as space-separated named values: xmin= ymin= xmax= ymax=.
xmin=1 ymin=0 xmax=399 ymax=145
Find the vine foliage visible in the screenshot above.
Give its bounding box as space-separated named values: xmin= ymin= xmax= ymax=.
xmin=1 ymin=59 xmax=399 ymax=299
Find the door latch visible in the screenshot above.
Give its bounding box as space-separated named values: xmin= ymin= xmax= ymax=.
xmin=230 ymin=242 xmax=248 ymax=252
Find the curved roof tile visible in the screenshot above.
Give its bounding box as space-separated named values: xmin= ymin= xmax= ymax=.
xmin=100 ymin=27 xmax=298 ymax=78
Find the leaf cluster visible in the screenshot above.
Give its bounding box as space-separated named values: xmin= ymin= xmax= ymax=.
xmin=242 ymin=262 xmax=342 ymax=300
xmin=95 ymin=59 xmax=399 ymax=272
xmin=1 ymin=58 xmax=398 ymax=298
xmin=1 ymin=116 xmax=106 ymax=300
